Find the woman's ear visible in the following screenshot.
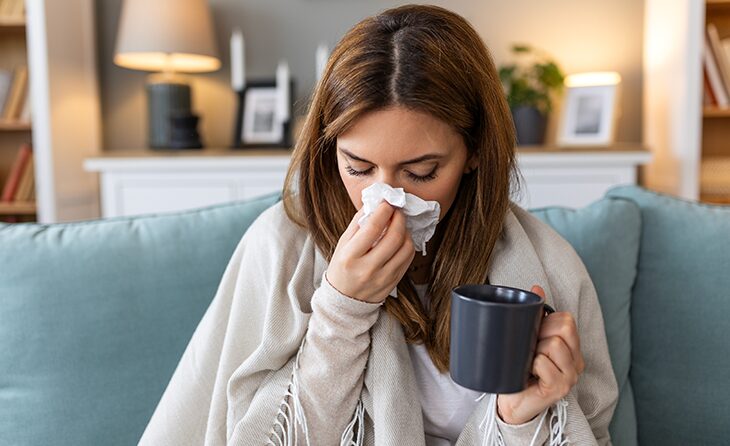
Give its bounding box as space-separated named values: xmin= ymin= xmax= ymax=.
xmin=463 ymin=154 xmax=478 ymax=174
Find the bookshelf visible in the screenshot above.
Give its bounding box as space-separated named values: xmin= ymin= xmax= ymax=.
xmin=0 ymin=19 xmax=24 ymax=30
xmin=0 ymin=119 xmax=30 ymax=130
xmin=643 ymin=0 xmax=730 ymax=204
xmin=702 ymin=0 xmax=730 ymax=204
xmin=702 ymin=106 xmax=730 ymax=117
xmin=0 ymin=200 xmax=34 ymax=214
xmin=0 ymin=0 xmax=103 ymax=223
xmin=0 ymin=0 xmax=35 ymax=223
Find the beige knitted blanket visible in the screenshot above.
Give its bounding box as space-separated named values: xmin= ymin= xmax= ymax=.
xmin=139 ymin=201 xmax=618 ymax=445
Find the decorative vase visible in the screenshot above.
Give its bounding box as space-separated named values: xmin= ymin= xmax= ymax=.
xmin=147 ymin=80 xmax=192 ymax=149
xmin=511 ymin=105 xmax=547 ymax=145
xmin=168 ymin=112 xmax=203 ymax=149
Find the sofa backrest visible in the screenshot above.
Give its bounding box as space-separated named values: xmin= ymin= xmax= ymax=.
xmin=0 ymin=189 xmax=643 ymax=445
xmin=0 ymin=192 xmax=282 ymax=446
xmin=531 ymin=197 xmax=641 ymax=446
xmin=607 ymin=186 xmax=730 ymax=445
xmin=5 ymin=185 xmax=721 ymax=446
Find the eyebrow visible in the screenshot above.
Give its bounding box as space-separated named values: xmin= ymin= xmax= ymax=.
xmin=338 ymin=147 xmax=444 ymax=165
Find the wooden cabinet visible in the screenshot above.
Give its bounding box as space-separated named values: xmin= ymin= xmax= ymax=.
xmin=84 ymin=146 xmax=651 ymax=218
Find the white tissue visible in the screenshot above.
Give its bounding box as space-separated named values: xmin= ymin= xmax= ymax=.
xmin=357 ymin=182 xmax=441 ymax=298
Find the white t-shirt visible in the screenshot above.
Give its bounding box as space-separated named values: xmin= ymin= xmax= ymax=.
xmin=407 ymin=283 xmax=484 ymax=446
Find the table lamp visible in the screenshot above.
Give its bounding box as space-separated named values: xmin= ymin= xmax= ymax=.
xmin=114 ymin=0 xmax=221 ymax=149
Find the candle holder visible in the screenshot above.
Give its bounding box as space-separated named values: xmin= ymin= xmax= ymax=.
xmin=232 ymin=78 xmax=295 ymax=149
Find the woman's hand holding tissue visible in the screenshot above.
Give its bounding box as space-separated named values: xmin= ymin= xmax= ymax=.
xmin=325 ymin=201 xmax=416 ymax=304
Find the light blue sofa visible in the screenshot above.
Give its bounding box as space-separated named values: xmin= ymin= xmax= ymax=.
xmin=1 ymin=185 xmax=728 ymax=445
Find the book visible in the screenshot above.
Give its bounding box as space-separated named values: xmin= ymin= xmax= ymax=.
xmin=1 ymin=143 xmax=31 ymax=202
xmin=14 ymin=151 xmax=34 ymax=202
xmin=2 ymin=65 xmax=27 ymax=120
xmin=707 ymin=23 xmax=730 ymax=98
xmin=18 ymin=86 xmax=30 ymax=122
xmin=722 ymin=38 xmax=730 ymax=100
xmin=704 ymin=32 xmax=729 ymax=107
xmin=0 ymin=69 xmax=12 ymax=114
xmin=704 ymin=68 xmax=717 ymax=106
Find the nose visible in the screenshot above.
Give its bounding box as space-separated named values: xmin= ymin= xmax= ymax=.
xmin=374 ymin=170 xmax=401 ymax=190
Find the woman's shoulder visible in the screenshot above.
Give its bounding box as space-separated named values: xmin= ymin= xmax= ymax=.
xmin=233 ymin=199 xmax=327 ymax=310
xmin=241 ymin=199 xmax=310 ymax=251
xmin=507 ymin=202 xmax=593 ymax=309
xmin=507 ymin=202 xmax=580 ymax=260
xmin=242 ymin=198 xmax=328 ymax=274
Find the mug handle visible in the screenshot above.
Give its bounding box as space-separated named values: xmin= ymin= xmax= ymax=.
xmin=529 ymin=303 xmax=557 ymax=382
xmin=543 ymin=303 xmax=555 ymax=316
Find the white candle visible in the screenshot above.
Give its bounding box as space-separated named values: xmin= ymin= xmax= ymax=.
xmin=315 ymin=43 xmax=329 ymax=83
xmin=276 ymin=59 xmax=290 ymax=123
xmin=231 ymin=29 xmax=245 ymax=91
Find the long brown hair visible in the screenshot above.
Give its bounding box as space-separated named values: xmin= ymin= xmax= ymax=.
xmin=282 ymin=4 xmax=522 ymax=373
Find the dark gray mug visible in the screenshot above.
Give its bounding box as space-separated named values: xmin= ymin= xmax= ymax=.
xmin=449 ymin=284 xmax=555 ymax=394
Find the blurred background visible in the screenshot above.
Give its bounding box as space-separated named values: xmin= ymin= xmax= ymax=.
xmin=0 ymin=0 xmax=727 ymax=223
xmin=95 ymin=0 xmax=644 ymax=150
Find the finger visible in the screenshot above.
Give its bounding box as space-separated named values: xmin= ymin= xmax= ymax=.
xmin=531 ymin=285 xmax=546 ymax=299
xmin=538 ymin=313 xmax=584 ymax=373
xmin=537 ymin=336 xmax=580 ymax=380
xmin=348 ymin=201 xmax=395 ymax=256
xmin=366 ymin=208 xmax=408 ymax=266
xmin=381 ymin=232 xmax=416 ymax=281
xmin=341 ymin=207 xmax=365 ymax=241
xmin=532 ymin=353 xmax=563 ymax=392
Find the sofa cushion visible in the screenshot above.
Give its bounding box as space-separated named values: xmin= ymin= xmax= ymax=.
xmin=606 ymin=185 xmax=730 ymax=445
xmin=0 ymin=192 xmax=281 ymax=446
xmin=530 ymin=196 xmax=641 ymax=446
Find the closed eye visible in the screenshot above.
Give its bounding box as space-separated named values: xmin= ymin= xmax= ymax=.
xmin=344 ymin=165 xmax=438 ymax=182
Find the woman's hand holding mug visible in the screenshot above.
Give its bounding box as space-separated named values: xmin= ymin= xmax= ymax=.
xmin=496 ymin=285 xmax=586 ymax=425
xmin=326 ymin=201 xmax=416 ymax=304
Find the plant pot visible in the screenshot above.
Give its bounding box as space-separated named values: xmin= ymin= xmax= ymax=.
xmin=511 ymin=106 xmax=547 ymax=145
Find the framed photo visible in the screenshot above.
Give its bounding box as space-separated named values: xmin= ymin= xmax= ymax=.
xmin=557 ymin=84 xmax=620 ymax=147
xmin=233 ymin=78 xmax=295 ymax=148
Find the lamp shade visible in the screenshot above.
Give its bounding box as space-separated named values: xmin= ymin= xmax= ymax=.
xmin=114 ymin=0 xmax=221 ymax=73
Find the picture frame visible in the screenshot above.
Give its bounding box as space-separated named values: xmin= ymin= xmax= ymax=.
xmin=557 ymin=84 xmax=620 ymax=147
xmin=233 ymin=78 xmax=295 ymax=148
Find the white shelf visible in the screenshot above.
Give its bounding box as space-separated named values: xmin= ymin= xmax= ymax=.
xmin=84 ymin=148 xmax=652 ymax=217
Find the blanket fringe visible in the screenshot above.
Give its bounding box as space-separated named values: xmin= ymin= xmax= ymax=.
xmin=340 ymin=398 xmax=365 ymax=446
xmin=476 ymin=393 xmax=569 ymax=446
xmin=265 ymin=336 xmax=367 ymax=446
xmin=548 ymin=398 xmax=569 ymax=446
xmin=266 ymin=337 xmax=311 ymax=446
xmin=478 ymin=394 xmax=506 ymax=446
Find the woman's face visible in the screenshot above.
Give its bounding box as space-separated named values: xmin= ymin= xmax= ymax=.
xmin=336 ymin=105 xmax=476 ymax=220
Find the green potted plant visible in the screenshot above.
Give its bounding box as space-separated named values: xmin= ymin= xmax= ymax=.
xmin=498 ymin=44 xmax=565 ymax=145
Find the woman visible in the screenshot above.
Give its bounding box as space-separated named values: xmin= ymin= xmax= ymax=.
xmin=139 ymin=4 xmax=618 ymax=445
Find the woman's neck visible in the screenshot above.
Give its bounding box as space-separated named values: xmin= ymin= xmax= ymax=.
xmin=407 ymin=225 xmax=443 ymax=285
xmin=408 ymin=254 xmax=432 ymax=285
